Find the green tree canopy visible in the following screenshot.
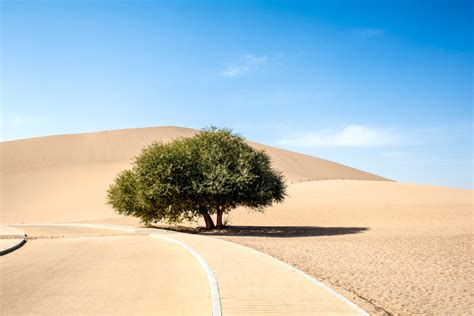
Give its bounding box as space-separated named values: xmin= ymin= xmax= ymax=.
xmin=107 ymin=127 xmax=287 ymax=229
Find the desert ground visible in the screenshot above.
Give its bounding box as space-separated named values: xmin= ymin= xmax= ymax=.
xmin=1 ymin=126 xmax=472 ymax=315
xmin=214 ymin=180 xmax=473 ymax=315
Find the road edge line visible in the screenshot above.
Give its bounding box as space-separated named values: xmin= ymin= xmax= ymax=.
xmin=207 ymin=236 xmax=368 ymax=316
xmin=149 ymin=234 xmax=222 ymax=316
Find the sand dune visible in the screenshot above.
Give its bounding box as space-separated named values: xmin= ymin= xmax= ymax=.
xmin=1 ymin=126 xmax=388 ymax=181
xmin=2 ymin=162 xmax=130 ymax=224
xmin=0 ymin=126 xmax=387 ymax=224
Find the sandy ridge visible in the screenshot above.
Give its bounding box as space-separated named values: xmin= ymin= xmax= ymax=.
xmin=0 ymin=126 xmax=388 ymax=225
xmin=0 ymin=126 xmax=388 ymax=181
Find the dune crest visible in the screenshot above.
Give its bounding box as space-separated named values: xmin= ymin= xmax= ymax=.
xmin=1 ymin=126 xmax=388 ymax=224
xmin=1 ymin=126 xmax=387 ymax=181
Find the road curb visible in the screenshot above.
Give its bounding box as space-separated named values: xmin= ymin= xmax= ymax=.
xmin=149 ymin=234 xmax=222 ymax=316
xmin=0 ymin=239 xmax=27 ymax=256
xmin=0 ymin=226 xmax=28 ymax=256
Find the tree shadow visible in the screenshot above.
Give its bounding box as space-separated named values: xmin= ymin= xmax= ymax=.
xmin=156 ymin=225 xmax=369 ymax=238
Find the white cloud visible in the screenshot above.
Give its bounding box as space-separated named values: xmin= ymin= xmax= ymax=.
xmin=221 ymin=54 xmax=267 ymax=78
xmin=1 ymin=115 xmax=29 ymax=129
xmin=352 ymin=28 xmax=384 ymax=38
xmin=380 ymin=151 xmax=407 ymax=158
xmin=277 ymin=125 xmax=402 ymax=148
xmin=0 ymin=116 xmax=33 ymax=141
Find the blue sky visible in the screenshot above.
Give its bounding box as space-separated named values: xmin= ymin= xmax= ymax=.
xmin=1 ymin=0 xmax=473 ymax=188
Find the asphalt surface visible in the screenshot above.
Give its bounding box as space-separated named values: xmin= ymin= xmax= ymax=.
xmin=0 ymin=226 xmax=211 ymax=316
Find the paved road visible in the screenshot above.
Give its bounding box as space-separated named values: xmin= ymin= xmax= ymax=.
xmin=1 ymin=226 xmax=211 ymax=316
xmin=163 ymin=232 xmax=365 ymax=316
xmin=1 ymin=224 xmax=367 ymax=315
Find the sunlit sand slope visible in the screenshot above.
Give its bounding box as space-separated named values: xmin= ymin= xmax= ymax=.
xmin=223 ymin=180 xmax=473 ymax=315
xmin=0 ymin=126 xmax=387 ymax=224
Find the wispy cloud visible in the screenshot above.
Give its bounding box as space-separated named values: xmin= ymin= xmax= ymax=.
xmin=0 ymin=115 xmax=48 ymax=140
xmin=380 ymin=151 xmax=408 ymax=158
xmin=352 ymin=28 xmax=384 ymax=38
xmin=277 ymin=125 xmax=402 ymax=147
xmin=0 ymin=115 xmax=30 ymax=129
xmin=0 ymin=115 xmax=34 ymax=141
xmin=221 ymin=54 xmax=267 ymax=78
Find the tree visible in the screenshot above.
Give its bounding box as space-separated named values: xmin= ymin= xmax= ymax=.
xmin=106 ymin=169 xmax=145 ymax=220
xmin=194 ymin=127 xmax=287 ymax=228
xmin=106 ymin=127 xmax=287 ymax=229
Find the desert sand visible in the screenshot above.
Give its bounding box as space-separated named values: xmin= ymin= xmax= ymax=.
xmin=1 ymin=126 xmax=472 ymax=315
xmin=216 ymin=180 xmax=473 ymax=315
xmin=1 ymin=126 xmax=386 ymax=224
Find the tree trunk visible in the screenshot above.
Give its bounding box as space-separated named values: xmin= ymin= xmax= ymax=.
xmin=216 ymin=207 xmax=225 ymax=229
xmin=200 ymin=209 xmax=215 ymax=229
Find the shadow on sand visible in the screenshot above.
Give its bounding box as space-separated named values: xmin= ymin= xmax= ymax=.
xmin=155 ymin=225 xmax=369 ymax=238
